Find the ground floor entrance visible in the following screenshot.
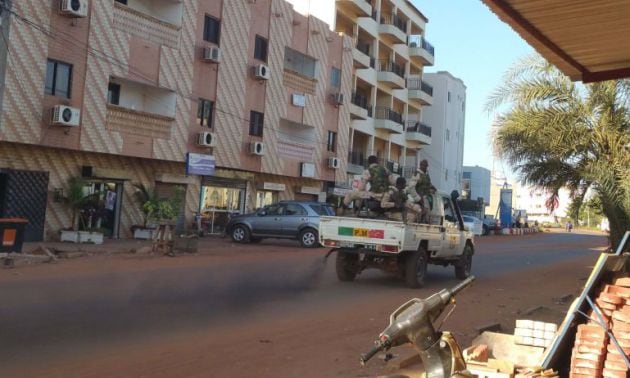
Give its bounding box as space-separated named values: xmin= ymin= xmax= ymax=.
xmin=200 ymin=176 xmax=247 ymax=235
xmin=0 ymin=168 xmax=49 ymax=242
xmin=79 ymin=180 xmax=124 ymax=239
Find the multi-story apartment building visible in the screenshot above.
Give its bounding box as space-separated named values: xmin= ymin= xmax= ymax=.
xmin=462 ymin=165 xmax=491 ymax=205
xmin=419 ymin=71 xmax=466 ymax=193
xmin=0 ymin=0 xmax=352 ymax=241
xmin=329 ymin=0 xmax=435 ymax=180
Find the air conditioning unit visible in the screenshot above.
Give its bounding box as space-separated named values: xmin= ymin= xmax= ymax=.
xmin=250 ymin=141 xmax=265 ymax=156
xmin=197 ymin=132 xmax=217 ymax=147
xmin=328 ymin=157 xmax=341 ymax=169
xmin=332 ymin=93 xmax=344 ymax=105
xmin=60 ymin=0 xmax=88 ymax=17
xmin=254 ymin=64 xmax=271 ymax=80
xmin=51 ymin=105 xmax=81 ymax=127
xmin=202 ymin=46 xmax=221 ymax=63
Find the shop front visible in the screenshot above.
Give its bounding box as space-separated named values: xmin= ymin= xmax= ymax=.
xmin=200 ymin=176 xmax=247 ymax=234
xmin=295 ymin=185 xmax=325 ymax=202
xmin=255 ymin=182 xmax=285 ymax=208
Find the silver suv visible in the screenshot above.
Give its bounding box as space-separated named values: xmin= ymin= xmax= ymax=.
xmin=226 ymin=201 xmax=334 ymax=248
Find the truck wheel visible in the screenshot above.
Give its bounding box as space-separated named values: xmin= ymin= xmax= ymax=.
xmin=336 ymin=251 xmax=359 ymax=281
xmin=455 ymin=244 xmax=473 ymax=279
xmin=299 ymin=228 xmax=319 ymax=248
xmin=405 ymin=247 xmax=428 ymax=288
xmin=230 ymin=225 xmax=250 ymax=243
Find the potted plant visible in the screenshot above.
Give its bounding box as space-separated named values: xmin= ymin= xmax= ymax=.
xmin=59 ymin=176 xmax=105 ymax=244
xmin=131 ymin=183 xmax=161 ymax=240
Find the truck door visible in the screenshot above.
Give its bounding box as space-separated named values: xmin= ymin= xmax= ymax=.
xmin=442 ymin=196 xmax=461 ymax=252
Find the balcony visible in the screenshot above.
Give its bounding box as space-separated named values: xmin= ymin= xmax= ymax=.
xmin=106 ymin=104 xmax=174 ymax=139
xmin=408 ymin=35 xmax=435 ymax=66
xmin=379 ymin=14 xmax=407 ymax=44
xmin=376 ymin=60 xmax=405 ymax=89
xmin=405 ymin=121 xmax=432 ymax=145
xmin=336 ymin=0 xmax=372 ymax=18
xmin=357 ymin=10 xmax=379 ymax=39
xmin=347 ymin=150 xmax=367 ymax=174
xmin=407 ymin=78 xmax=433 ymax=105
xmin=353 ymin=40 xmax=372 ymax=68
xmin=350 ymin=92 xmax=370 ymax=120
xmin=374 ymin=107 xmax=404 ymax=134
xmin=113 ymin=1 xmax=182 ymax=48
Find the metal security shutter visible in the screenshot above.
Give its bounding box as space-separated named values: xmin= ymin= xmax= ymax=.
xmin=1 ymin=169 xmax=49 ymax=242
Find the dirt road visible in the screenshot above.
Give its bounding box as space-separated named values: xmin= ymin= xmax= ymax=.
xmin=0 ymin=231 xmax=607 ymax=377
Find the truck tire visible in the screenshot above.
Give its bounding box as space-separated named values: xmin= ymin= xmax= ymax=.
xmin=455 ymin=244 xmax=473 ymax=279
xmin=230 ymin=225 xmax=251 ymax=243
xmin=336 ymin=251 xmax=359 ymax=281
xmin=405 ymin=247 xmax=428 ymax=288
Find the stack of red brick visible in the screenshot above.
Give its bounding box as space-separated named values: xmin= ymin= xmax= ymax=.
xmin=570 ymin=277 xmax=630 ymax=377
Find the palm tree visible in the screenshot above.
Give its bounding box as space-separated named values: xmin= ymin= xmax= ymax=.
xmin=133 ymin=183 xmax=158 ymax=228
xmin=486 ymin=55 xmax=630 ymax=247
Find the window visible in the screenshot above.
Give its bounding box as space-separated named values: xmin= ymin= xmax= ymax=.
xmin=197 ymin=99 xmax=214 ymax=128
xmin=445 ymin=169 xmax=448 ymax=181
xmin=446 ymin=129 xmax=450 ymax=141
xmin=249 ymin=110 xmax=264 ymax=136
xmin=45 ymin=59 xmax=72 ymax=98
xmin=443 ymin=197 xmax=455 ymax=222
xmin=330 ymin=67 xmax=341 ymax=88
xmin=327 ymin=131 xmax=337 ymax=152
xmin=285 ymin=204 xmax=307 ymax=216
xmin=309 ymin=204 xmax=333 ymax=216
xmin=107 ymin=83 xmax=120 ymax=105
xmin=447 ymin=91 xmax=451 ymax=102
xmin=254 ymin=35 xmax=268 ymax=62
xmin=284 ymin=47 xmax=317 ymax=79
xmin=256 ymin=191 xmax=277 ymax=208
xmin=264 ymin=204 xmax=284 ymax=216
xmin=203 ymin=15 xmax=221 ymax=45
xmin=463 ymin=172 xmax=471 ymax=179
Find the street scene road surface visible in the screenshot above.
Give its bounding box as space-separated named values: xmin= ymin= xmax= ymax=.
xmin=0 ymin=231 xmax=607 ymax=377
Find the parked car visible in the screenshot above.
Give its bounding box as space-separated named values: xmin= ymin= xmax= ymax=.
xmin=463 ymin=215 xmax=483 ymax=236
xmin=226 ymin=201 xmax=334 ymax=248
xmin=482 ymin=216 xmax=500 ymax=235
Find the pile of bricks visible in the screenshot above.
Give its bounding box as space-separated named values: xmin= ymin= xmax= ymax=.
xmin=463 ymin=344 xmax=558 ymax=378
xmin=569 ymin=276 xmax=630 ymax=377
xmin=514 ymin=320 xmax=557 ymax=348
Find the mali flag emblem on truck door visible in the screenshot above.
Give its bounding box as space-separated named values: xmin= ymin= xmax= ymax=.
xmin=338 ymin=227 xmax=384 ymax=239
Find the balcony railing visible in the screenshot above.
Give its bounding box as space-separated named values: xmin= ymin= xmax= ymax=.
xmin=370 ymin=9 xmax=378 ymax=21
xmin=113 ymin=2 xmax=180 ymax=48
xmin=380 ymin=14 xmax=406 ymax=33
xmin=106 ymin=104 xmax=174 ymax=139
xmin=376 ymin=60 xmax=405 ymax=79
xmin=406 ymin=121 xmax=432 ymax=137
xmin=406 ymin=78 xmax=433 ymax=96
xmin=375 ymin=107 xmax=403 ymax=125
xmin=348 ymin=150 xmax=367 ymax=166
xmin=408 ymin=35 xmax=435 ymax=56
xmin=351 ymin=92 xmax=369 ymax=110
xmin=356 ymin=40 xmax=371 ymax=56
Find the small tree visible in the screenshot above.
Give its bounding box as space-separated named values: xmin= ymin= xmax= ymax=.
xmin=133 ymin=183 xmax=159 ymax=228
xmin=156 ymin=186 xmax=185 ymax=224
xmin=66 ymin=176 xmax=87 ymax=231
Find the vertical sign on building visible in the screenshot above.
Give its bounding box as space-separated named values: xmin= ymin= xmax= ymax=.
xmin=499 ymin=188 xmax=513 ymax=227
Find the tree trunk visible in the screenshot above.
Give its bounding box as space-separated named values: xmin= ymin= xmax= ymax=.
xmin=601 ymin=198 xmax=629 ymax=250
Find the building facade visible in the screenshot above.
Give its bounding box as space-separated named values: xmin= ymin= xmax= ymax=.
xmin=0 ymin=0 xmax=352 ymax=240
xmin=462 ymin=165 xmax=491 ymax=205
xmin=419 ymin=71 xmax=465 ymax=193
xmin=328 ymin=0 xmax=435 ymax=181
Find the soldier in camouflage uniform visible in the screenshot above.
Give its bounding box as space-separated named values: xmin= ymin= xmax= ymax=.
xmin=381 ymin=176 xmax=412 ymax=221
xmin=406 ymin=159 xmax=436 ymax=223
xmin=343 ymin=155 xmax=390 ymax=207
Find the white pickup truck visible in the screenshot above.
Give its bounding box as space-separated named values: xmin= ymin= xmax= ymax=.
xmin=319 ymin=191 xmax=474 ymax=288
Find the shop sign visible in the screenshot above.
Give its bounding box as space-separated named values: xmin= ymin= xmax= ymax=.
xmin=292 ymin=93 xmax=306 ymax=108
xmin=262 ymin=182 xmax=286 ymax=191
xmin=300 ymin=162 xmax=315 ymax=178
xmin=186 ymin=153 xmax=215 ymax=176
xmin=332 ymin=187 xmax=351 ymax=196
xmin=299 ymin=186 xmax=320 ymax=195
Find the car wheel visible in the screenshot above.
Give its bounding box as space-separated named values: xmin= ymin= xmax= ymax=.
xmin=299 ymin=228 xmax=318 ymax=248
xmin=455 ymin=244 xmax=473 ymax=279
xmin=336 ymin=250 xmax=359 ymax=281
xmin=230 ymin=225 xmax=250 ymax=243
xmin=405 ymin=246 xmax=428 ymax=288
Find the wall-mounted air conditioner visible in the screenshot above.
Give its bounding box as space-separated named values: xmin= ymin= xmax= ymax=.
xmin=328 ymin=157 xmax=341 ymax=169
xmin=254 ymin=64 xmax=271 ymax=80
xmin=197 ymin=132 xmax=217 ymax=147
xmin=202 ymin=46 xmax=221 ymax=63
xmin=51 ymin=105 xmax=81 ymax=127
xmin=250 ymin=141 xmax=265 ymax=156
xmin=60 ymin=0 xmax=88 ymax=17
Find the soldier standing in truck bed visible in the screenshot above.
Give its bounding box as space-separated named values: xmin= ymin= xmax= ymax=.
xmin=343 ymin=155 xmax=390 ymax=208
xmin=381 ymin=176 xmax=411 ymax=221
xmin=407 ymin=159 xmax=436 ymax=223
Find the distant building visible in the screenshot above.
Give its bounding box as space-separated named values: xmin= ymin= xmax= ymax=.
xmin=513 ymin=184 xmax=571 ymax=223
xmin=462 ymin=166 xmax=491 ymax=205
xmin=419 ymin=71 xmax=466 ymax=193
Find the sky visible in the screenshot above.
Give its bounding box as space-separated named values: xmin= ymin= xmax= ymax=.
xmin=411 ymin=1 xmax=534 ymax=176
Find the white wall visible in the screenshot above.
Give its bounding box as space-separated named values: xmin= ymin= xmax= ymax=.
xmin=126 ymin=0 xmax=183 ymax=26
xmin=112 ymin=78 xmax=176 ymax=118
xmin=420 ymin=71 xmax=466 ymax=193
xmin=285 ymin=0 xmax=336 ymax=30
xmin=463 ymin=165 xmax=491 ymax=205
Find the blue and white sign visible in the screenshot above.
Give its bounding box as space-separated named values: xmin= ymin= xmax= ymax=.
xmin=186 ymin=153 xmax=215 ymax=176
